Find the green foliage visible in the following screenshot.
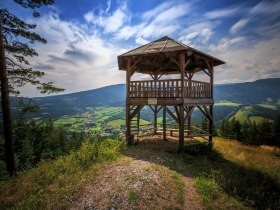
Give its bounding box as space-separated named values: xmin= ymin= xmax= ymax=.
xmin=0 ymin=1 xmax=64 ymax=96
xmin=128 ymin=190 xmax=137 ymax=202
xmin=218 ymin=116 xmax=280 ymax=146
xmin=195 ymin=176 xmax=220 ymax=205
xmin=0 ymin=117 xmax=88 ymax=177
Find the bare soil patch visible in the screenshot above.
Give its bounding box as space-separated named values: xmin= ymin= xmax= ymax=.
xmin=72 ymin=157 xmax=183 ymax=210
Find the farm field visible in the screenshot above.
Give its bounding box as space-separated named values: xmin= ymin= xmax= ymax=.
xmin=53 ymin=107 xmax=126 ymax=132
xmin=51 ymin=102 xmax=280 ymax=134
xmin=229 ymin=104 xmax=279 ymax=123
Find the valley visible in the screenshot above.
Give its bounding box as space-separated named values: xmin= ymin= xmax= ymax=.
xmin=14 ymin=78 xmax=280 ymax=137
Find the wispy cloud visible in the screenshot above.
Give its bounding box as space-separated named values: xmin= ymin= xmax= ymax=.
xmin=230 ymin=18 xmax=249 ymax=34
xmin=25 ymin=12 xmax=127 ymax=97
xmin=15 ymin=0 xmax=280 ymax=96
xmin=115 ymin=1 xmax=191 ymax=41
xmin=84 ymin=1 xmax=130 ymax=33
xmin=205 ymin=7 xmax=242 ymax=19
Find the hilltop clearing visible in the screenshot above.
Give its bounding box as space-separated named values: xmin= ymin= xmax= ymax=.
xmin=0 ymin=137 xmax=279 ymax=209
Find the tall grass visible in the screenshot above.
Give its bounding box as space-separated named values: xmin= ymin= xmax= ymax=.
xmin=0 ymin=139 xmax=124 ymax=209
xmin=192 ymin=137 xmax=280 ymax=209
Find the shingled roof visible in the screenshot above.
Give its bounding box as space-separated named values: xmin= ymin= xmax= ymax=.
xmin=118 ymin=36 xmax=225 ymax=73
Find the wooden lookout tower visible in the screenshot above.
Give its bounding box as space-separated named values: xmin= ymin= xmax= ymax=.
xmin=118 ymin=36 xmax=225 ymax=151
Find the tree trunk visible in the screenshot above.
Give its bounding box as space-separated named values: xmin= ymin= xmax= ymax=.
xmin=0 ymin=25 xmax=16 ymax=175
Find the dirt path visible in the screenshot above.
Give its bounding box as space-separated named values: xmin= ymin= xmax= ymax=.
xmin=72 ymin=157 xmax=184 ymax=209
xmin=72 ymin=137 xmax=204 ymax=209
xmin=183 ymin=176 xmax=204 ymax=210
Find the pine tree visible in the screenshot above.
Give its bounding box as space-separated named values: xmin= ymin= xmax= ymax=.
xmin=232 ymin=119 xmax=242 ymax=141
xmin=273 ymin=116 xmax=280 ymax=146
xmin=220 ymin=119 xmax=227 ymax=137
xmin=0 ymin=1 xmax=64 ymax=174
xmin=201 ymin=117 xmax=208 ymax=132
xmin=242 ymin=121 xmax=250 ymax=144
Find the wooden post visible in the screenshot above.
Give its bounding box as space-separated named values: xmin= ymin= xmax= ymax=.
xmin=179 ymin=51 xmax=185 ymax=152
xmin=179 ymin=105 xmax=184 ymax=152
xmin=209 ymin=105 xmax=213 ymax=148
xmin=163 ymin=106 xmax=167 ymax=141
xmin=154 ymin=105 xmax=158 ymax=135
xmin=126 ymin=58 xmax=132 ymax=145
xmin=209 ymin=61 xmax=214 ymax=149
xmin=187 ymin=108 xmax=191 ymax=135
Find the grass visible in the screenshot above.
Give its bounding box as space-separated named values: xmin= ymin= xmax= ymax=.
xmin=128 ymin=190 xmax=137 ymax=202
xmin=125 ymin=137 xmax=280 ymax=209
xmin=215 ymin=102 xmax=241 ymax=106
xmin=230 ymin=106 xmax=252 ymax=122
xmin=0 ymin=139 xmax=124 ymax=209
xmin=257 ymin=103 xmax=278 ymax=110
xmin=249 ymin=115 xmax=273 ymax=123
xmin=107 ymin=119 xmax=149 ymax=127
xmin=190 ymin=137 xmax=280 ymax=209
xmin=1 ymin=136 xmax=279 ymax=209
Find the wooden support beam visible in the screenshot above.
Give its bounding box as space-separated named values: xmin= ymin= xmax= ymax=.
xmin=183 ymin=105 xmax=189 ymax=113
xmin=203 ymin=105 xmax=213 ymax=122
xmin=180 ymin=51 xmax=185 ymax=99
xmin=129 ymin=105 xmax=144 ymax=120
xmin=187 ymin=112 xmax=191 ymax=136
xmin=184 ymin=58 xmax=191 ymax=70
xmin=163 ymin=106 xmax=179 ymax=124
xmin=148 ymin=105 xmax=155 ymax=112
xmin=150 ymin=73 xmax=155 ymax=80
xmin=184 ymin=106 xmax=194 ymax=122
xmin=179 ymin=51 xmax=186 ymax=153
xmin=163 ymin=106 xmax=167 ymax=141
xmin=157 ymin=106 xmax=162 ymax=113
xmin=202 ymin=69 xmax=211 ymax=77
xmin=204 ymin=59 xmax=211 ymax=72
xmin=174 ymin=106 xmax=179 ymax=120
xmin=179 ymin=105 xmax=184 ymax=152
xmin=209 ymin=105 xmax=213 ymax=149
xmin=154 ymin=105 xmax=158 ymax=134
xmin=197 ymin=106 xmax=212 ymax=122
xmin=126 ymin=59 xmax=132 ymax=145
xmin=170 ymin=57 xmax=180 ymax=67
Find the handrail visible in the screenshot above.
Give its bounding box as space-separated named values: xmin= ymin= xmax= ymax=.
xmin=128 ymin=79 xmax=212 ymax=99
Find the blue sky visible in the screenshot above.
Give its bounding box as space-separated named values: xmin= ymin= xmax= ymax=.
xmin=3 ymin=0 xmax=280 ymax=96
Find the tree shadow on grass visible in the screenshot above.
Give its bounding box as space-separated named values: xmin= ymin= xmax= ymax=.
xmin=125 ymin=138 xmax=280 ymax=210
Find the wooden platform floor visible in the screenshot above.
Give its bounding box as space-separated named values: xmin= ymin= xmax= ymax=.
xmin=136 ymin=134 xmax=208 ymax=150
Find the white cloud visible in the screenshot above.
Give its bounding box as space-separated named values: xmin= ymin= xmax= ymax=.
xmin=179 ymin=21 xmax=216 ymax=46
xmin=142 ymin=1 xmax=173 ymax=21
xmin=201 ymin=28 xmax=213 ymax=42
xmin=135 ymin=37 xmax=149 ymax=45
xmin=230 ymin=18 xmax=249 ymax=34
xmin=115 ymin=1 xmax=191 ymax=40
xmin=205 ymin=7 xmax=241 ymax=19
xmin=83 ymin=1 xmax=129 ymax=33
xmin=23 ymin=12 xmax=127 ymax=97
xmin=250 ymin=0 xmax=280 ymax=16
xmin=209 ymin=37 xmax=280 ymax=84
xmin=179 ymin=32 xmax=199 ymax=45
xmin=209 ymin=37 xmax=246 ymax=52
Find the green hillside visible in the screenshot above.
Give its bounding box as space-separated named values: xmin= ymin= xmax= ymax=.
xmin=14 ymin=78 xmax=280 ymax=124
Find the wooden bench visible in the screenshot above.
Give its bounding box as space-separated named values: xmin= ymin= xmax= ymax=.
xmin=157 ymin=127 xmax=190 ymax=137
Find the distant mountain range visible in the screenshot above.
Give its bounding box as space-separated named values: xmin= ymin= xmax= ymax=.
xmin=21 ymin=78 xmax=280 ymax=121
xmin=214 ymin=78 xmax=280 ymax=104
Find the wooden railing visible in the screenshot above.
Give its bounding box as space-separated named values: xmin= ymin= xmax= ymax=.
xmin=128 ymin=79 xmax=212 ymax=99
